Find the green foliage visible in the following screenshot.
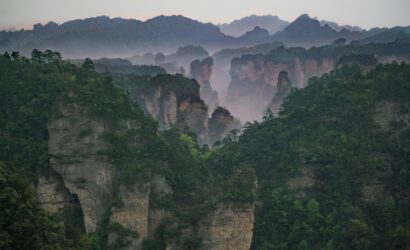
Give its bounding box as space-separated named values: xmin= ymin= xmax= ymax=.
xmin=214 ymin=64 xmax=410 ymax=249
xmin=0 ymin=161 xmax=69 ymax=249
xmin=107 ymin=223 xmax=138 ymax=250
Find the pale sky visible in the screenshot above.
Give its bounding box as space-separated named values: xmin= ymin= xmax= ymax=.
xmin=1 ymin=0 xmax=410 ymax=30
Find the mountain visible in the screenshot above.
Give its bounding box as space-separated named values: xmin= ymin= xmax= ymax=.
xmin=271 ymin=14 xmax=369 ymax=47
xmin=318 ymin=19 xmax=363 ymax=32
xmin=237 ymin=26 xmax=271 ymax=43
xmin=0 ymin=15 xmax=237 ymax=58
xmin=218 ymin=15 xmax=289 ymax=37
xmin=360 ymin=26 xmax=410 ymax=44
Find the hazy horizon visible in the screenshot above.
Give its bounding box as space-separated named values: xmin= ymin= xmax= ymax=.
xmin=1 ymin=0 xmax=410 ymax=31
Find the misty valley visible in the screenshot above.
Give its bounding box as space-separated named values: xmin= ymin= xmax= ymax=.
xmin=0 ymin=12 xmax=410 ymax=250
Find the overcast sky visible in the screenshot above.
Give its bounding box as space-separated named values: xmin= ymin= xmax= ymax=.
xmin=1 ymin=0 xmax=410 ymax=30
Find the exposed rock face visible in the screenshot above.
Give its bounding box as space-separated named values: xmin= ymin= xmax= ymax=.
xmin=226 ymin=48 xmax=336 ymax=121
xmin=227 ymin=55 xmax=275 ymax=121
xmin=109 ymin=185 xmax=150 ymax=249
xmin=47 ymin=103 xmax=151 ymax=248
xmin=178 ymin=98 xmax=209 ymax=143
xmin=208 ymin=107 xmax=241 ymax=146
xmin=199 ymin=203 xmax=254 ymax=250
xmin=48 ymin=104 xmax=114 ymax=232
xmin=36 ymin=175 xmax=68 ymax=214
xmin=36 ymin=170 xmax=86 ymax=231
xmin=267 ymin=71 xmax=292 ymax=115
xmin=148 ymin=175 xmax=172 ymax=235
xmin=118 ymin=74 xmax=210 ymax=144
xmin=139 ymin=85 xmax=178 ymax=130
xmin=190 ymin=57 xmax=219 ymax=111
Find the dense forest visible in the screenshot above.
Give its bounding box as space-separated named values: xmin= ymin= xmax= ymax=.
xmin=0 ymin=50 xmax=409 ymax=249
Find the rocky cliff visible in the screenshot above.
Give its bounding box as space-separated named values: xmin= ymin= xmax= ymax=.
xmin=114 ymin=74 xmax=210 ymax=144
xmin=226 ymin=42 xmax=410 ymax=122
xmin=42 ymin=101 xmax=254 ymax=250
xmin=226 ymin=50 xmax=326 ymax=121
xmin=266 ymin=71 xmax=292 ymax=115
xmin=113 ymin=73 xmax=243 ymax=146
xmin=208 ymin=107 xmax=241 ymax=146
xmin=199 ymin=203 xmax=254 ymax=250
xmin=190 ymin=57 xmax=219 ymax=111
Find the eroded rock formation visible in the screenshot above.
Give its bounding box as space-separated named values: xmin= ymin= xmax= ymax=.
xmin=116 ymin=74 xmax=210 ymax=144
xmin=199 ymin=203 xmax=255 ymax=250
xmin=42 ymin=100 xmax=253 ymax=249
xmin=267 ymin=71 xmax=292 ymax=115
xmin=190 ymin=57 xmax=219 ymax=111
xmin=227 ymin=54 xmax=276 ymax=121
xmin=208 ymin=107 xmax=241 ymax=146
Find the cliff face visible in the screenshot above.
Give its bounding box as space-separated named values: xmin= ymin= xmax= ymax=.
xmin=36 ymin=170 xmax=85 ymax=231
xmin=138 ymin=86 xmax=209 ymax=143
xmin=46 ymin=102 xmax=151 ymax=248
xmin=47 ymin=104 xmax=114 ymax=233
xmin=43 ymin=102 xmax=254 ymax=249
xmin=226 ymin=42 xmax=410 ymax=122
xmin=267 ymin=71 xmax=292 ymax=115
xmin=227 ymin=55 xmax=275 ymax=121
xmin=190 ymin=57 xmax=219 ymax=112
xmin=227 ymin=52 xmax=336 ymax=121
xmin=208 ymin=107 xmax=241 ymax=146
xmin=115 ymin=74 xmax=210 ymax=144
xmin=199 ymin=203 xmax=254 ymax=250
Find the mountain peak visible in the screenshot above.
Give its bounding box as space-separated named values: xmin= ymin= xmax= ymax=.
xmin=292 ymin=14 xmax=319 ymax=26
xmin=296 ymin=14 xmax=312 ymax=21
xmin=219 ymin=15 xmax=289 ymax=37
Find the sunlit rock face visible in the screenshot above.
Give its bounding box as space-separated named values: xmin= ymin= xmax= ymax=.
xmin=208 ymin=107 xmax=241 ymax=146
xmin=190 ymin=57 xmax=219 ymax=112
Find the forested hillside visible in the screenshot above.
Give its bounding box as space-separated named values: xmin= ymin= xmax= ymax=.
xmin=0 ymin=50 xmax=409 ymax=249
xmin=217 ymin=63 xmax=410 ymax=249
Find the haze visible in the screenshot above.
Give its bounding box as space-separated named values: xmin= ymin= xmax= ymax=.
xmin=1 ymin=0 xmax=410 ymax=30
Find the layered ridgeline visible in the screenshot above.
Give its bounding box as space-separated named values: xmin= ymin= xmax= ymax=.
xmin=128 ymin=45 xmax=210 ymax=75
xmin=227 ymin=40 xmax=410 ymax=121
xmin=0 ymin=51 xmax=256 ymax=250
xmin=190 ymin=57 xmax=220 ymax=112
xmin=1 ymin=14 xmax=409 ymax=59
xmin=218 ymin=63 xmax=410 ymax=249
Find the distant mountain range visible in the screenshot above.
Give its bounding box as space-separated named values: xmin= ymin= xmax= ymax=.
xmin=0 ymin=15 xmax=238 ymax=58
xmin=271 ymin=14 xmax=366 ymax=47
xmin=272 ymin=14 xmax=410 ymax=47
xmin=218 ymin=15 xmax=289 ymax=36
xmin=318 ymin=19 xmax=363 ymax=32
xmin=0 ymin=14 xmax=409 ymax=58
